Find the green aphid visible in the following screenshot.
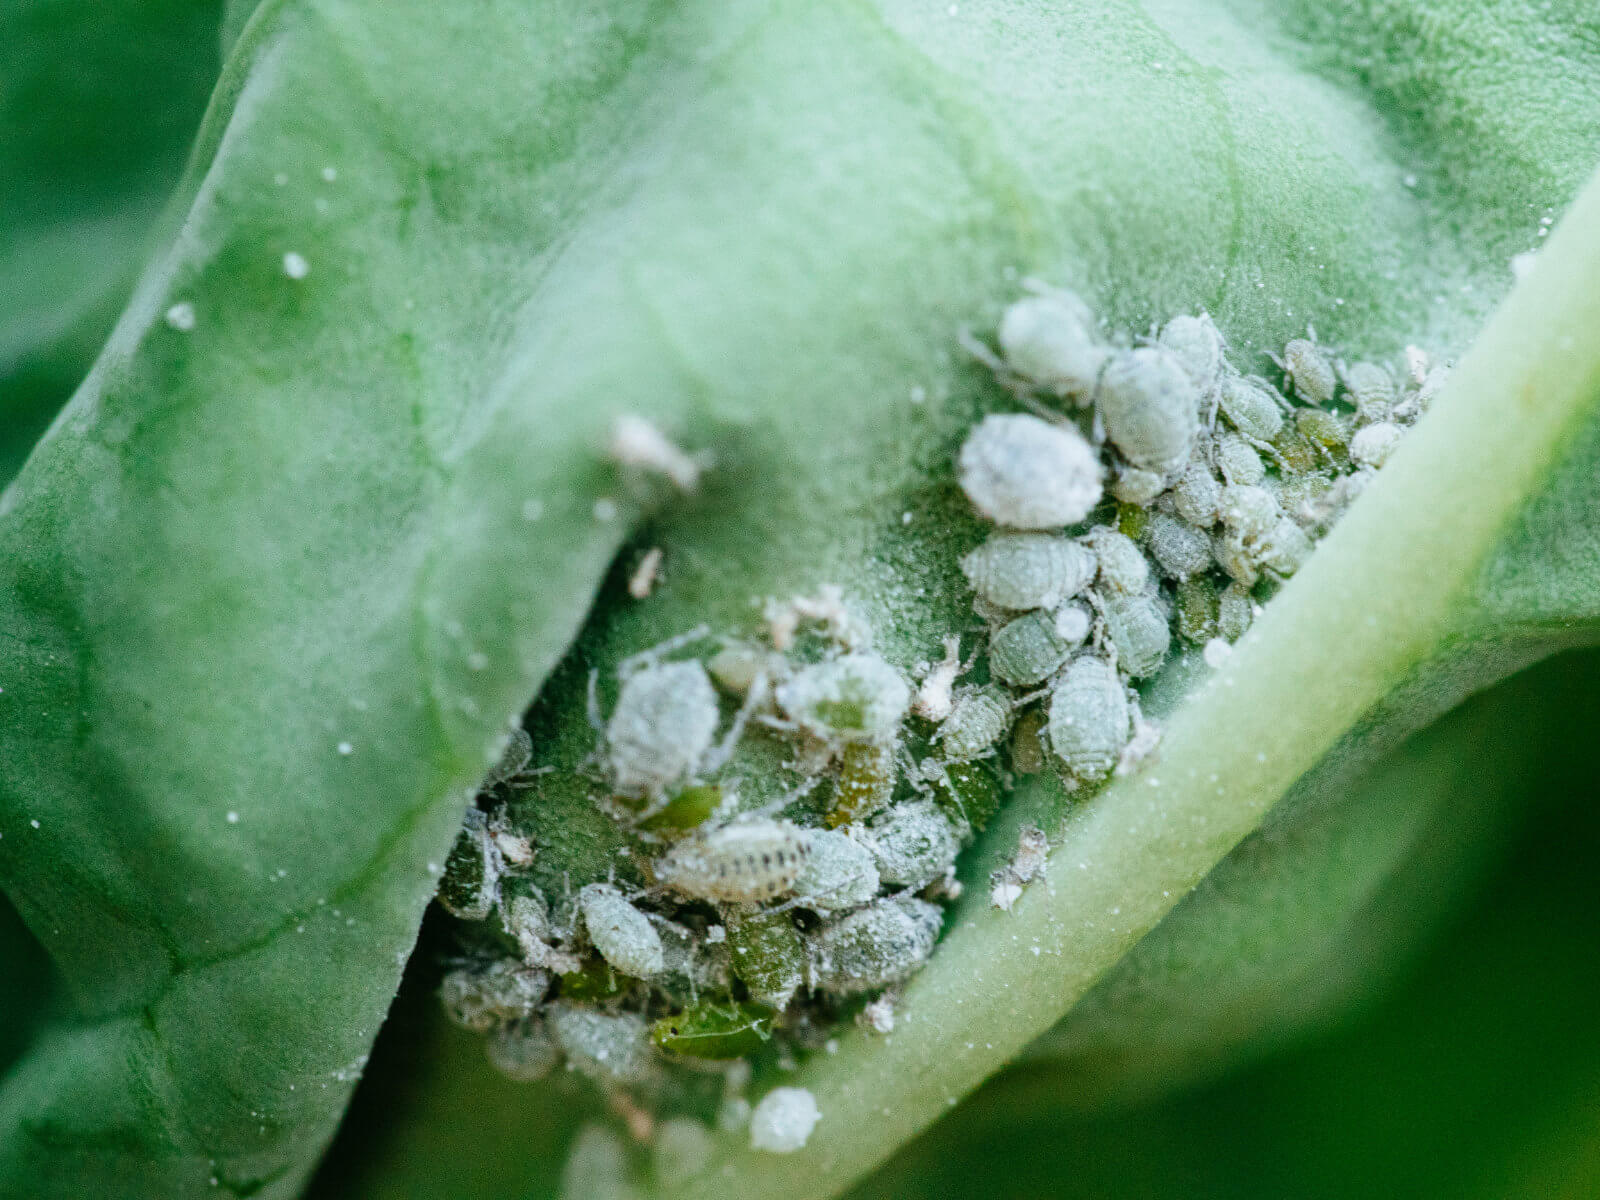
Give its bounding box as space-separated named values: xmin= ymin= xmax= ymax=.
xmin=1175 ymin=575 xmax=1221 ymax=644
xmin=1009 ymin=709 xmax=1049 ymax=775
xmin=827 ymin=738 xmax=898 ymax=829
xmin=726 ymin=910 xmax=806 ymax=1009
xmin=641 ymin=784 xmax=723 ymax=834
xmin=1270 ymin=422 xmax=1321 ymax=474
xmin=930 ymin=758 xmax=1003 ymax=833
xmin=557 ymin=956 xmax=632 ymax=1004
xmin=1296 ymin=408 xmax=1349 ymax=462
xmin=1115 ymin=501 xmax=1151 ymax=541
xmin=652 ymin=1000 xmax=775 ymax=1060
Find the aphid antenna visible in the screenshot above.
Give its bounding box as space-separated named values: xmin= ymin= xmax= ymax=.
xmin=617 ymin=623 xmax=714 ymax=677
xmin=585 ymin=669 xmax=605 ymax=735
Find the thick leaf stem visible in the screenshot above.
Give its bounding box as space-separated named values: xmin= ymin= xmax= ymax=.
xmin=665 ymin=164 xmax=1600 ymax=1200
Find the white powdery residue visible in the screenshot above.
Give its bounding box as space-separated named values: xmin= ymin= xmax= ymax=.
xmin=164 ymin=302 xmax=197 ymax=332
xmin=321 ymin=166 xmax=338 ymax=182
xmin=592 ymin=497 xmax=619 ymax=523
xmin=627 ymin=547 xmax=664 ymax=600
xmin=1202 ymin=638 xmax=1233 ymax=668
xmin=226 ymin=811 xmax=241 ymax=824
xmin=337 ymin=741 xmax=354 ymax=756
xmin=282 ymin=251 xmax=310 ymax=280
xmin=749 ymin=1087 xmax=821 ymax=1153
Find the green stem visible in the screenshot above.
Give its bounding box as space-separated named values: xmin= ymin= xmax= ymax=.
xmin=664 ymin=163 xmax=1600 ymax=1200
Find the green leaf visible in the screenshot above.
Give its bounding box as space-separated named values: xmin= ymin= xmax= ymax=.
xmin=2 ymin=2 xmax=1598 ymax=1199
xmin=0 ymin=0 xmax=225 ymax=482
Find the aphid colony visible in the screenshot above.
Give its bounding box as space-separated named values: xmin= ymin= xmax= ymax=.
xmin=431 ymin=287 xmax=1431 ymax=1175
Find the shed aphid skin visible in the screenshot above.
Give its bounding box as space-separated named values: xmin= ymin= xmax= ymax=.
xmin=434 ymin=284 xmax=1429 ymax=1117
xmin=627 ymin=547 xmax=664 ymax=600
xmin=608 ymin=414 xmax=707 ymax=492
xmin=957 ymin=413 xmax=1103 ymax=529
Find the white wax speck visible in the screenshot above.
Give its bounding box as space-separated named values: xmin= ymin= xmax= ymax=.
xmin=165 ymin=302 xmax=197 ymax=332
xmin=226 ymin=811 xmax=240 ymax=824
xmin=1202 ymin=638 xmax=1233 ymax=668
xmin=321 ymin=166 xmax=338 ymax=182
xmin=282 ymin=251 xmax=310 ymax=280
xmin=521 ymin=498 xmax=545 ymax=521
xmin=273 ymin=172 xmax=289 ymax=186
xmin=30 ymin=819 xmax=40 ymax=829
xmin=592 ymin=497 xmax=619 ymax=522
xmin=337 ymin=741 xmax=354 ymax=755
xmin=749 ymin=1087 xmax=820 ymax=1153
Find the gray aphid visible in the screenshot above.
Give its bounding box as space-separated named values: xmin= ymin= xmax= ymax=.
xmin=578 ymin=883 xmax=665 ymax=979
xmin=809 ymin=896 xmax=943 ymax=995
xmin=792 ymin=828 xmax=880 ymax=914
xmin=1096 ymin=347 xmax=1200 ymax=474
xmin=546 ymin=1004 xmax=653 ymax=1083
xmin=957 ymin=413 xmax=1103 ymax=529
xmin=865 ymin=800 xmax=962 ymax=890
xmin=1094 ymin=588 xmax=1172 ymax=679
xmin=1110 ymin=465 xmax=1167 ymax=505
xmin=483 ymin=727 xmax=534 ymax=789
xmin=654 ymin=818 xmax=812 ymax=903
xmin=1283 ymin=338 xmax=1337 ymax=405
xmin=775 ymin=652 xmax=910 ymax=743
xmin=1145 ymin=513 xmax=1213 ymax=580
xmin=440 ymin=960 xmax=550 ymax=1033
xmin=606 ymin=659 xmax=720 ymax=799
xmin=1082 ymin=526 xmax=1150 ymax=595
xmin=1171 ymin=459 xmax=1223 ymax=527
xmin=960 ymin=533 xmax=1097 ymax=612
xmin=1217 ymin=375 xmax=1285 ymax=443
xmin=486 ymin=1017 xmax=561 ymax=1082
xmin=937 ymin=684 xmax=1013 ymax=760
xmin=1349 ymin=421 xmax=1403 ymax=468
xmin=997 ymin=290 xmax=1109 ymax=399
xmin=1214 ymin=432 xmax=1265 ymax=486
xmin=1157 ymin=313 xmax=1225 ymax=396
xmin=1218 ymin=582 xmax=1255 ymax=642
xmin=1219 ymin=484 xmax=1281 ymax=542
xmin=1257 ymin=517 xmax=1313 ymax=579
xmin=988 ymin=610 xmax=1074 ymax=687
xmin=1342 ymin=361 xmax=1397 ymax=424
xmin=1046 ymin=656 xmax=1130 ymax=785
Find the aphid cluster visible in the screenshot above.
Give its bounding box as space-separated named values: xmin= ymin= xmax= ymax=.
xmin=432 ymin=283 xmax=1432 ymax=1177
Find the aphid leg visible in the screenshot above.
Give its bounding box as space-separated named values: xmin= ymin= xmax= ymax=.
xmin=702 ymin=671 xmax=769 ymax=776
xmin=586 ymin=669 xmax=605 ymax=734
xmin=617 ymin=623 xmax=714 ymax=678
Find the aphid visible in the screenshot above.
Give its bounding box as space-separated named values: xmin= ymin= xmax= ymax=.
xmin=1350 ymin=421 xmax=1403 ymax=468
xmin=602 ymin=657 xmax=722 ymax=801
xmin=749 ymin=1086 xmax=822 ymax=1154
xmin=959 ymin=533 xmax=1097 ymax=612
xmin=437 ymin=808 xmax=500 ymax=921
xmin=1157 ymin=313 xmax=1225 ymax=398
xmin=1175 ymin=575 xmax=1220 ymax=644
xmin=927 ymin=757 xmax=1004 ymax=832
xmin=1217 ymin=582 xmax=1256 ymax=642
xmin=1271 ymin=420 xmax=1321 ymax=474
xmin=1342 ymin=361 xmax=1397 ymax=423
xmin=1282 ymin=337 xmax=1337 ymax=405
xmin=809 ymin=896 xmax=943 ymax=994
xmin=1211 ymin=528 xmax=1259 ymax=587
xmin=579 ymin=884 xmax=666 ymax=979
xmin=609 ymin=414 xmax=706 ymax=491
xmin=440 ymin=960 xmax=550 ymax=1033
xmin=556 ymin=957 xmax=633 ymax=1005
xmin=1046 ymin=655 xmax=1131 ymax=786
xmin=1297 ymin=408 xmax=1349 ymax=461
xmin=486 ymin=1016 xmax=561 ymax=1082
xmin=1171 ymin=459 xmax=1223 ymax=527
xmin=1219 ymin=484 xmax=1281 ymax=542
xmin=652 ymin=1000 xmax=774 ymax=1060
xmin=1257 ymin=517 xmax=1313 ymax=579
xmin=653 ymin=1118 xmax=715 ymax=1189
xmin=988 ymin=610 xmax=1074 ymax=687
xmin=791 ymin=828 xmax=880 ymax=913
xmin=990 ymin=824 xmax=1049 ymax=911
xmin=654 ymin=818 xmax=812 ymax=903
xmin=764 ymin=583 xmax=865 ymax=651
xmin=1093 ymin=587 xmax=1171 ymax=679
xmin=726 ymin=910 xmax=806 ymax=1009
xmin=775 ymin=652 xmax=910 ymax=744
xmin=865 ymin=800 xmax=962 ymax=890
xmin=957 ymin=413 xmax=1103 ymax=529
xmin=1145 ymin=513 xmax=1213 ymax=580
xmin=639 ymin=784 xmax=726 ymax=834
xmin=560 ymin=1125 xmax=639 ymax=1200
xmin=1110 ymin=465 xmax=1167 ymax=505
xmin=1095 ymin=346 xmax=1200 ymax=475
xmin=859 ymin=993 xmax=897 ymax=1034
xmin=936 ymin=685 xmax=1013 ymax=760
xmin=627 ymin=547 xmax=664 ymax=600
xmin=1218 ymin=375 xmax=1285 ymax=443
xmin=1115 ymin=499 xmax=1151 ymax=541
xmin=995 ymin=288 xmax=1109 ymax=400
xmin=827 ymin=738 xmax=899 ymax=828
xmin=1008 ymin=709 xmax=1049 ymax=775
xmin=1081 ymin=526 xmax=1150 ymax=595
xmin=912 ymin=636 xmax=963 ymax=721
xmin=546 ymin=1003 xmax=654 ymax=1083
xmin=1214 ymin=432 xmax=1265 ymax=487
xmin=482 ymin=727 xmax=534 ymax=789
xmin=501 ymin=888 xmax=581 ymax=974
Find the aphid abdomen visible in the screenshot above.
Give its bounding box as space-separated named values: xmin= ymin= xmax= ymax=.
xmin=937 ymin=685 xmax=1013 ymax=760
xmin=959 ymin=533 xmax=1097 ymax=611
xmin=827 ymin=738 xmax=898 ymax=828
xmin=486 ymin=1017 xmax=560 ymax=1082
xmin=1283 ymin=338 xmax=1337 ymax=405
xmin=1046 ymin=656 xmax=1130 ymax=784
xmin=1218 ymin=375 xmax=1285 ymax=443
xmin=1097 ymin=589 xmax=1171 ymax=679
xmin=546 ymin=1003 xmax=653 ymax=1083
xmin=606 ymin=660 xmax=720 ymax=798
xmin=1096 ymin=347 xmax=1200 ymax=474
xmin=652 ymin=1000 xmax=774 ymax=1060
xmin=1157 ymin=313 xmax=1225 ymax=395
xmin=988 ymin=610 xmax=1073 ymax=687
xmin=578 ymin=884 xmax=665 ymax=979
xmin=655 ymin=819 xmax=811 ymax=903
